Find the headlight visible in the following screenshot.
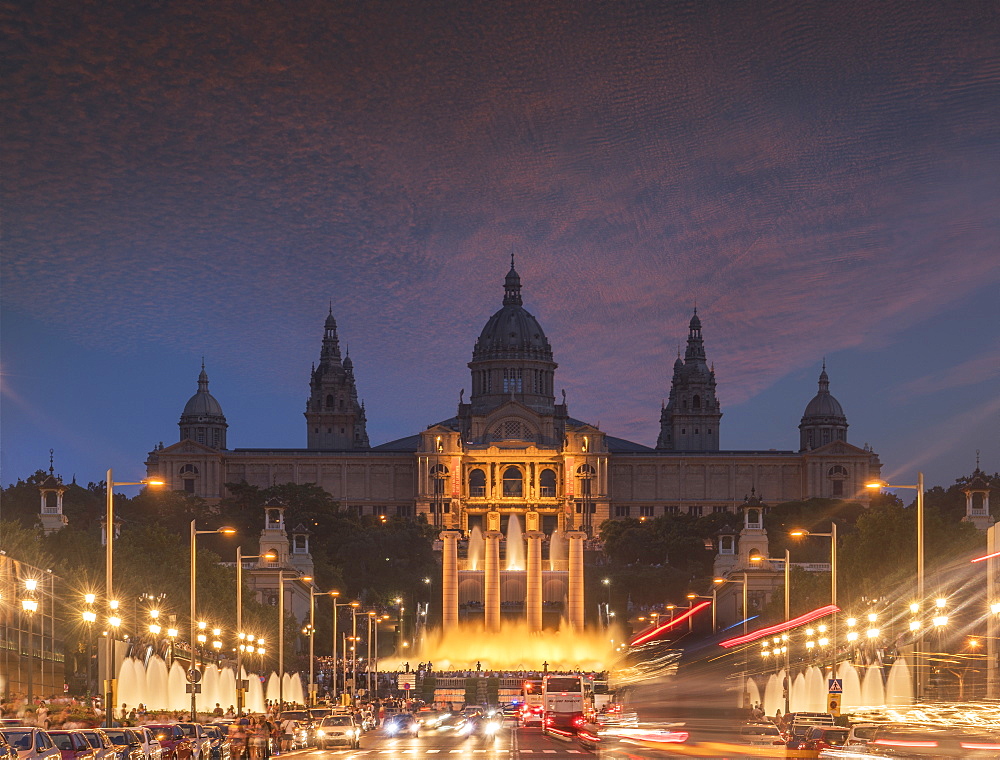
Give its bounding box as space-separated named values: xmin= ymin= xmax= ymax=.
xmin=485 ymin=722 xmax=501 ymax=735
xmin=314 ymin=731 xmax=325 ymax=738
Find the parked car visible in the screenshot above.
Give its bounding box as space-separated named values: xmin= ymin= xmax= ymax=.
xmin=847 ymin=723 xmax=1000 ymax=758
xmin=196 ymin=727 xmax=226 ymax=760
xmin=98 ymin=731 xmax=142 ymax=760
xmin=738 ymin=722 xmax=786 ymax=748
xmin=144 ymin=726 xmax=191 ymax=760
xmin=47 ymin=731 xmax=96 ymax=760
xmin=76 ymin=732 xmax=116 ymax=760
xmin=128 ymin=729 xmax=161 ymax=760
xmin=315 ymin=716 xmax=360 ymax=750
xmin=0 ymin=729 xmax=65 ymax=760
xmin=0 ymin=732 xmax=19 ymax=760
xmin=171 ymin=727 xmax=208 ymax=760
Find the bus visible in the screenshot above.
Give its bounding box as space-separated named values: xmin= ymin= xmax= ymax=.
xmin=541 ymin=674 xmax=593 ymax=736
xmin=519 ymin=678 xmax=544 ymax=726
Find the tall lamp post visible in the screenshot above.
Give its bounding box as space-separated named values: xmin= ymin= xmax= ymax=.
xmin=277 ymin=572 xmax=312 ymax=706
xmin=306 ymin=587 xmax=337 ymax=706
xmin=790 ymin=525 xmax=838 ymax=676
xmin=234 ymin=547 xmax=276 ymax=716
xmin=21 ymin=580 xmax=39 ymax=706
xmin=104 ymin=469 xmax=163 ymax=725
xmin=867 ymin=473 xmax=924 ymax=699
xmin=190 ymin=520 xmax=236 ymax=720
xmin=713 ymin=574 xmax=750 ymax=708
xmin=82 ymin=593 xmax=97 ymax=707
xmin=750 ymin=549 xmax=791 ymax=712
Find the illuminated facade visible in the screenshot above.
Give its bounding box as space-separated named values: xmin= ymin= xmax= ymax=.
xmin=146 ymin=261 xmax=881 ymax=533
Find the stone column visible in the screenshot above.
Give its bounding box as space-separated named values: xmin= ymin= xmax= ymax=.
xmin=525 ymin=531 xmax=544 ymax=632
xmin=440 ymin=531 xmax=462 ymax=630
xmin=484 ymin=531 xmax=502 ymax=632
xmin=566 ymin=530 xmax=586 ymax=630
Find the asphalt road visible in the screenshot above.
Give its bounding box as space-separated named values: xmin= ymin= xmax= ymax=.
xmin=291 ymin=722 xmax=600 ymax=758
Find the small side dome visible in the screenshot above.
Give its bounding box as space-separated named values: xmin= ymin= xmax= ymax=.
xmin=802 ymin=366 xmax=845 ymax=420
xmin=183 ymin=366 xmax=225 ymax=418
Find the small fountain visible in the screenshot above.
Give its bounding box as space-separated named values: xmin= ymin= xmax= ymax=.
xmin=247 ymin=674 xmax=265 ymax=713
xmin=763 ymin=672 xmax=783 ymax=716
xmin=265 ymin=672 xmax=281 ymax=703
xmin=549 ymin=529 xmax=565 ymax=570
xmin=885 ymin=657 xmax=913 ymax=705
xmin=467 ymin=526 xmax=484 ymax=570
xmin=860 ymin=666 xmax=886 ymax=707
xmin=168 ymin=661 xmax=188 ymax=710
xmin=505 ymin=514 xmax=525 ymax=570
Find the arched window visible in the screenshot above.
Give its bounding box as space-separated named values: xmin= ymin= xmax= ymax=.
xmin=180 ymin=464 xmax=199 ymax=475
xmin=539 ymin=469 xmax=556 ymax=497
xmin=469 ymin=468 xmax=486 ymax=497
xmin=502 ymin=467 xmax=523 ymax=497
xmin=746 ymin=509 xmax=761 ymax=529
xmin=720 ymin=535 xmax=735 ymax=555
xmin=430 ymin=464 xmax=449 ymax=496
xmin=577 ymin=464 xmax=595 ymax=497
xmin=693 ymin=395 xmax=701 ymax=409
xmin=326 ymin=394 xmax=335 ymax=408
xmin=828 ymin=465 xmax=848 ymax=497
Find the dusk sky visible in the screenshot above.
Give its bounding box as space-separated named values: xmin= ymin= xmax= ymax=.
xmin=3 ymin=0 xmax=998 ymax=494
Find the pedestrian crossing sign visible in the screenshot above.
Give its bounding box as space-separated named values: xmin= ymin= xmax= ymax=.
xmin=828 ymin=678 xmax=843 ymax=693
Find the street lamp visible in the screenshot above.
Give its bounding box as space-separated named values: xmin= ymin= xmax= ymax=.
xmin=306 ymin=586 xmax=338 ymax=706
xmin=104 ymin=469 xmax=163 ymax=726
xmin=867 ymin=473 xmax=924 ymax=699
xmin=750 ymin=549 xmax=791 ymax=712
xmin=21 ymin=582 xmax=39 ymax=705
xmin=190 ymin=521 xmax=236 ymax=719
xmin=602 ymin=578 xmax=612 ymax=626
xmin=234 ymin=547 xmax=277 ymax=716
xmin=790 ymin=525 xmax=838 ymax=675
xmin=277 ymin=572 xmax=312 ymax=706
xmin=349 ymin=602 xmax=361 ymax=701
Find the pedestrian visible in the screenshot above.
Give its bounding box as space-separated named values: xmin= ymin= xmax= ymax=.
xmin=280 ymin=716 xmax=296 ymax=754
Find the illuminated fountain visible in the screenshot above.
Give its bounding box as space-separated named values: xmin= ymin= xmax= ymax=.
xmin=755 ymin=657 xmax=914 ymax=715
xmin=114 ymin=656 xmax=297 ymax=713
xmin=393 ymin=514 xmax=615 ymax=672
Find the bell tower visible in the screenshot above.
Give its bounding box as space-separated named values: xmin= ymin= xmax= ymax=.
xmin=657 ymin=309 xmax=722 ymax=451
xmin=305 ymin=307 xmax=370 ymax=450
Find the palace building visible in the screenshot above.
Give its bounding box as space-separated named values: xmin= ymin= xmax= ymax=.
xmin=146 ymin=260 xmax=882 ymax=534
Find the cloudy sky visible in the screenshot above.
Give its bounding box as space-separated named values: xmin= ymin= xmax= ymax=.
xmin=3 ymin=0 xmax=998 ymax=493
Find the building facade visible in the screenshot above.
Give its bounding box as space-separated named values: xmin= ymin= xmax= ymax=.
xmin=146 ymin=261 xmax=882 ymax=533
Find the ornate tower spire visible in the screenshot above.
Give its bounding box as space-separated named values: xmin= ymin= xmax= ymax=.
xmin=657 ymin=309 xmax=722 ymax=451
xmin=305 ymin=307 xmax=369 ymax=450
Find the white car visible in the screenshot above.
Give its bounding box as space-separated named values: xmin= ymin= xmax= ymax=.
xmin=316 ymin=716 xmax=361 ymax=750
xmin=0 ymin=728 xmax=62 ymax=760
xmin=129 ymin=729 xmax=162 ymax=760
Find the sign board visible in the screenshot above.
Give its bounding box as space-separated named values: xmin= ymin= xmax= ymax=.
xmin=397 ymin=674 xmax=416 ymax=690
xmin=187 ymin=669 xmax=202 ymax=684
xmin=185 ymin=684 xmax=202 ymax=694
xmin=827 ymin=679 xmax=843 ymax=694
xmin=828 ymin=693 xmax=841 ymax=717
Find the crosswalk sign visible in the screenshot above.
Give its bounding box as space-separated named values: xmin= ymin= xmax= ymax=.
xmin=828 ymin=678 xmax=843 ymax=694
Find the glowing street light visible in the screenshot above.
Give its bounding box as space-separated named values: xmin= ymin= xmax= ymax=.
xmin=190 ymin=521 xmax=236 ymax=719
xmin=867 ymin=472 xmax=924 ymax=697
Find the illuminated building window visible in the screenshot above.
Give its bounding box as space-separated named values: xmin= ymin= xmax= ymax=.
xmin=539 ymin=469 xmax=556 ymax=497
xmin=469 ymin=468 xmax=486 ymax=497
xmin=503 ymin=369 xmax=523 ymax=393
xmin=503 ymin=467 xmax=523 ymax=497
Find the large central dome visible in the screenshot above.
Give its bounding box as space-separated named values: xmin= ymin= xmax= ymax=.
xmin=468 ymin=259 xmax=557 ymax=415
xmin=473 ymin=262 xmax=553 ymax=362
